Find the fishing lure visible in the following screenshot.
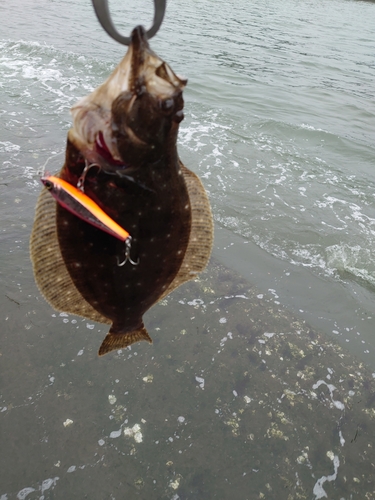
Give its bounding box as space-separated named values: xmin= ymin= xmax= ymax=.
xmin=41 ymin=175 xmax=138 ymax=265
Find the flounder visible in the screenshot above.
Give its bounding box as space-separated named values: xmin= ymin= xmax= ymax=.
xmin=30 ymin=26 xmax=213 ymax=356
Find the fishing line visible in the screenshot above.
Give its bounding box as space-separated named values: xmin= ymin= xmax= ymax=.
xmin=37 ymin=150 xmax=64 ymax=177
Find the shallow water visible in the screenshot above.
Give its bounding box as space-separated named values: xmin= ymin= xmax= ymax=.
xmin=1 ymin=0 xmax=375 ymax=498
xmin=1 ymin=0 xmax=375 ymax=363
xmin=2 ymin=261 xmax=375 ymax=499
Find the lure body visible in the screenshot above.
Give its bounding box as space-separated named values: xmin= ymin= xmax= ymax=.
xmin=41 ymin=175 xmax=130 ymax=242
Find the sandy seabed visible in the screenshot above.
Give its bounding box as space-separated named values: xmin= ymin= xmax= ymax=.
xmin=1 ymin=258 xmax=375 ymax=499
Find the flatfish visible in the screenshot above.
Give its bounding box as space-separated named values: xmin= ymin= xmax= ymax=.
xmin=30 ymin=26 xmax=213 ymax=356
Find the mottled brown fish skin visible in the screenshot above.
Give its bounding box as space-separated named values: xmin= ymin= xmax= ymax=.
xmin=57 ymin=138 xmax=191 ymax=333
xmin=56 ymin=27 xmax=192 ymax=353
xmin=31 ymin=25 xmax=213 ymax=357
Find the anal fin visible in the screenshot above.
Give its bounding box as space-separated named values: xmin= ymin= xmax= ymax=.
xmin=99 ymin=326 xmax=152 ymax=356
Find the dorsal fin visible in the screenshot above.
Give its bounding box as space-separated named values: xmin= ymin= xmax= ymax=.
xmin=158 ymin=161 xmax=213 ymax=299
xmin=30 ymin=187 xmax=110 ymax=324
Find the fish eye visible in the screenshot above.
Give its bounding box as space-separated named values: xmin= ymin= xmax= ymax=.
xmin=44 ymin=180 xmax=53 ymax=190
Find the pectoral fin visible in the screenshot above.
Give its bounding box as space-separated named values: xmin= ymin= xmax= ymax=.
xmin=99 ymin=325 xmax=153 ymax=356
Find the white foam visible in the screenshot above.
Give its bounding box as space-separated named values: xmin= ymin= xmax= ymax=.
xmin=313 ymin=454 xmax=340 ymax=499
xmin=0 ymin=141 xmax=20 ymax=153
xmin=17 ymin=488 xmax=35 ymax=500
xmin=312 ymin=380 xmax=345 ymax=411
xmin=326 ymin=244 xmax=375 ymax=287
xmin=195 ymin=376 xmax=205 ymax=389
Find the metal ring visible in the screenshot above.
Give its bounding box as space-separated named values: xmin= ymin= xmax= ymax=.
xmin=91 ymin=0 xmax=166 ymax=45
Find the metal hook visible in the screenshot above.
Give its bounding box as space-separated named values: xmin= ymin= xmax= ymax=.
xmin=91 ymin=0 xmax=166 ymax=46
xmin=117 ymin=237 xmax=140 ymax=267
xmin=77 ymin=161 xmax=101 ymax=192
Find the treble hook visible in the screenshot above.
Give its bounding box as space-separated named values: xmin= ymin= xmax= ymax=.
xmin=91 ymin=0 xmax=167 ymax=46
xmin=77 ymin=161 xmax=101 ymax=192
xmin=117 ymin=237 xmax=140 ymax=267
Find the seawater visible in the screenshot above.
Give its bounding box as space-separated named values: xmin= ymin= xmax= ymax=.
xmin=1 ymin=0 xmax=375 ymax=363
xmin=1 ymin=0 xmax=375 ymax=498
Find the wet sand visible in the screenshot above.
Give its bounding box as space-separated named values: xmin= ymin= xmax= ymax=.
xmin=1 ymin=251 xmax=375 ymax=499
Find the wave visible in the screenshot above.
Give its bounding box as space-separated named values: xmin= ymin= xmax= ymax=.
xmin=178 ymin=105 xmax=375 ymax=291
xmin=326 ymin=244 xmax=375 ymax=289
xmin=0 ymin=38 xmax=116 ymax=115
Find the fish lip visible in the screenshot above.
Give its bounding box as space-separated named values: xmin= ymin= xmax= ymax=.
xmin=130 ymin=25 xmax=150 ymax=61
xmin=128 ymin=26 xmax=153 ymax=94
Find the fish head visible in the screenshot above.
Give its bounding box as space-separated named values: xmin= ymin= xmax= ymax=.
xmin=69 ymin=25 xmax=187 ymax=168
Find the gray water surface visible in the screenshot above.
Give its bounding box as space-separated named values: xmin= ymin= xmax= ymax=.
xmin=2 ymin=0 xmax=375 ymax=363
xmin=1 ymin=0 xmax=375 ymax=498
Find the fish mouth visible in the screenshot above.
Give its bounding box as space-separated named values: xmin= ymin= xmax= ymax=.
xmin=68 ymin=25 xmax=187 ymax=168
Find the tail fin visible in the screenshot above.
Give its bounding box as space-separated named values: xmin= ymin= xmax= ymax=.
xmin=98 ymin=326 xmax=153 ymax=356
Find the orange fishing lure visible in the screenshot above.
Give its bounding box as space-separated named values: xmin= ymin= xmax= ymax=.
xmin=41 ymin=175 xmax=130 ymax=242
